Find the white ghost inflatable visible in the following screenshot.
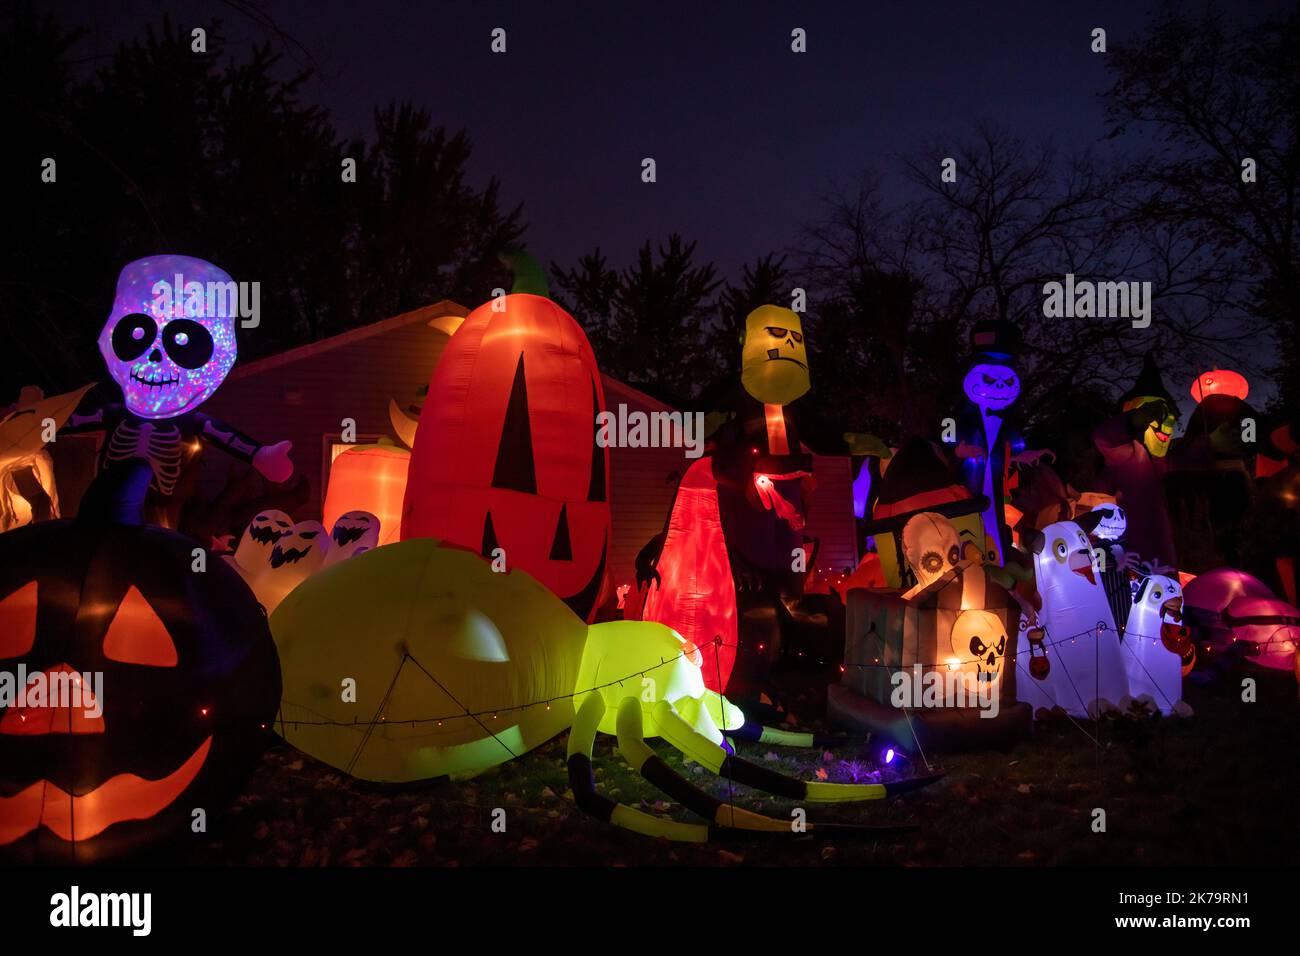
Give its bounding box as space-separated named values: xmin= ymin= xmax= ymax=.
xmin=254 ymin=520 xmax=330 ymax=613
xmin=1013 ymin=598 xmax=1060 ymax=711
xmin=1121 ymin=573 xmax=1185 ymax=713
xmin=323 ymin=510 xmax=380 ymax=567
xmin=1027 ymin=518 xmax=1129 ymax=715
xmin=229 ymin=509 xmax=293 ymax=577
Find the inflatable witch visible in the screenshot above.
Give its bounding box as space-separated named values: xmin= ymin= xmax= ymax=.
xmin=62 ymin=256 xmax=293 ymax=528
xmin=1091 ymin=351 xmax=1178 ymax=567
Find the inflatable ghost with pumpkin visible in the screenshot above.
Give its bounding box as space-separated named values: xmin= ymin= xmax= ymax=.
xmin=1024 ymin=515 xmax=1129 ymax=715
xmin=1120 ymin=569 xmax=1190 ymax=713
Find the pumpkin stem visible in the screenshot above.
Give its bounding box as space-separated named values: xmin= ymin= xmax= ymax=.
xmin=499 ymin=249 xmax=550 ymax=298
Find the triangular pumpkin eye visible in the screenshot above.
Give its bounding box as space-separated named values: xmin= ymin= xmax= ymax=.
xmin=491 ymin=353 xmax=538 ymax=494
xmin=103 ymin=586 xmax=178 ymax=667
xmin=0 ymin=580 xmax=38 ymax=659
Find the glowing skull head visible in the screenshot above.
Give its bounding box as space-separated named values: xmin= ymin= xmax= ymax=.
xmin=1091 ymin=504 xmax=1127 ymax=541
xmin=951 ymin=608 xmax=1008 ymax=682
xmin=962 ymin=362 xmax=1020 ymax=412
xmin=99 ymin=255 xmax=238 ymax=419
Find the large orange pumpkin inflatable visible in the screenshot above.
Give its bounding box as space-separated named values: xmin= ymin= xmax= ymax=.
xmin=400 ymin=253 xmax=611 ymax=621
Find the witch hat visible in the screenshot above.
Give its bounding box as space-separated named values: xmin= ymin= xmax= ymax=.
xmin=1120 ymin=350 xmax=1175 ymax=409
xmin=860 ymin=436 xmax=989 ymax=536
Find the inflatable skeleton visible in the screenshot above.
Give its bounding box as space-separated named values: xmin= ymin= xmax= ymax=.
xmin=61 ymin=256 xmax=293 ymax=528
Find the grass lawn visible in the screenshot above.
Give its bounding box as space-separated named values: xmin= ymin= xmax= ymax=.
xmin=189 ymin=662 xmax=1300 ymax=866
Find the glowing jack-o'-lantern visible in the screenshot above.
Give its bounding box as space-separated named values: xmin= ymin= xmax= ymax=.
xmin=1191 ymin=369 xmax=1249 ymax=403
xmin=0 ymin=464 xmax=279 ymax=862
xmin=401 ymin=257 xmax=611 ymax=621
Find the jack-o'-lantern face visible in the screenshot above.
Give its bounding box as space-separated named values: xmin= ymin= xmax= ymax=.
xmin=0 ymin=518 xmax=279 ymax=863
xmin=401 ymin=293 xmax=611 ymax=621
xmin=741 ymin=305 xmax=810 ymax=405
xmin=962 ymin=362 xmax=1020 ymax=411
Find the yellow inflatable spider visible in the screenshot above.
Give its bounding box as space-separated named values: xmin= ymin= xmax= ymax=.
xmin=270 ymin=539 xmax=937 ymax=841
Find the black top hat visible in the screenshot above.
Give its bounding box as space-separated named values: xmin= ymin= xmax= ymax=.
xmin=969 ymin=319 xmax=1022 ymax=362
xmin=860 ymin=436 xmax=989 ymax=536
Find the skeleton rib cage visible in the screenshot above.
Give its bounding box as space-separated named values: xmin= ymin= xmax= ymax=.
xmin=105 ymin=421 xmax=184 ymax=496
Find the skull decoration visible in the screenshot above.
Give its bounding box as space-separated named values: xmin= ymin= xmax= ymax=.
xmin=98 ymin=255 xmax=238 ymax=419
xmin=962 ymin=363 xmax=1020 ymax=412
xmin=951 ymin=609 xmax=1008 ymax=683
xmin=1090 ymin=503 xmax=1127 ymax=541
xmin=901 ymin=512 xmax=962 ymax=593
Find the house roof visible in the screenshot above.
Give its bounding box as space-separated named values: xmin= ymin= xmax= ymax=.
xmin=225 ymin=298 xmax=678 ymax=413
xmin=227 ymin=299 xmax=470 ymax=381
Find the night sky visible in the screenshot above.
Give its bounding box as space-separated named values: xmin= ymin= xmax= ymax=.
xmin=56 ymin=0 xmax=1285 ymax=277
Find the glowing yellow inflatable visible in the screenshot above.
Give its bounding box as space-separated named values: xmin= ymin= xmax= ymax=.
xmin=271 ymin=539 xmax=939 ymax=840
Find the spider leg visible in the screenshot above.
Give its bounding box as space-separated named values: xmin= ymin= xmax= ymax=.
xmin=614 ymin=697 xmax=916 ymax=838
xmin=653 ymin=699 xmax=943 ymax=804
xmin=566 ymin=693 xmax=708 ymax=842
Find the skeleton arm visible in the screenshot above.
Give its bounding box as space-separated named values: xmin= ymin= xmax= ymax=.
xmin=196 ymin=413 xmax=294 ymax=482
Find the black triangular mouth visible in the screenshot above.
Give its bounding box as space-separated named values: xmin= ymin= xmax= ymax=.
xmin=561 ymin=536 xmax=608 ymax=621
xmin=549 ymin=503 xmax=574 ymax=561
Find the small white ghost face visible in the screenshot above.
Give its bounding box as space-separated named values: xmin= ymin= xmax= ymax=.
xmin=232 ymin=509 xmax=293 ymax=575
xmin=962 ymin=362 xmax=1020 ymax=411
xmin=1037 ymin=521 xmax=1099 ymax=588
xmin=269 ymin=521 xmax=329 ymax=572
xmin=323 ymin=510 xmax=380 ymax=567
xmin=255 ymin=520 xmax=330 ymax=614
xmin=902 ymin=512 xmax=962 ymax=591
xmin=951 ymin=609 xmax=1008 ymax=682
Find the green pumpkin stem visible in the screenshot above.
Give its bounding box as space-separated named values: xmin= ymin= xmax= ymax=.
xmin=499 ymin=249 xmax=550 ymax=298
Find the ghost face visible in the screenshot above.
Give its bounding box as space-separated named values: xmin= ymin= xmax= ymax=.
xmin=741 ymin=305 xmax=810 ymax=405
xmin=323 ymin=510 xmax=380 ymax=567
xmin=901 ymin=512 xmax=962 ymax=592
xmin=962 ymin=362 xmax=1020 ymax=412
xmin=99 ymin=256 xmax=238 ymax=419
